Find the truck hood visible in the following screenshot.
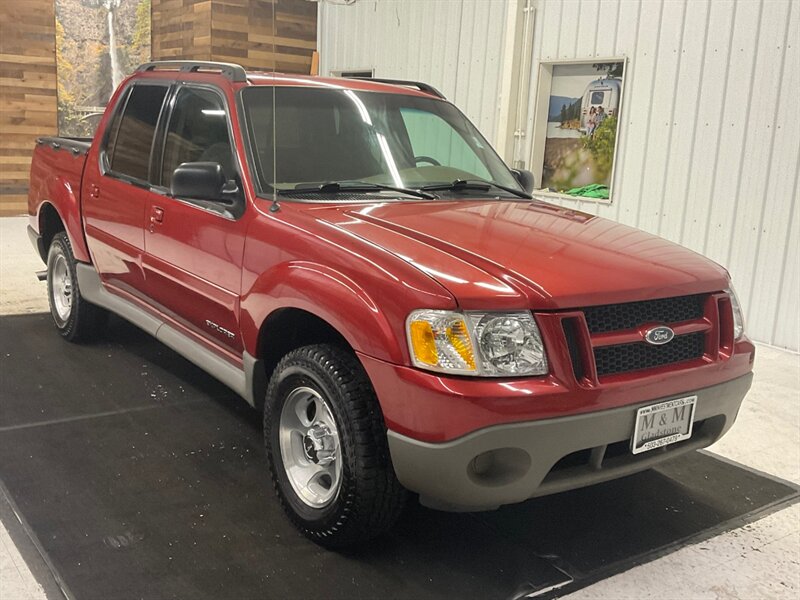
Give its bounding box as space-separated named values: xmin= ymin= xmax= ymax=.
xmin=309 ymin=200 xmax=730 ymax=310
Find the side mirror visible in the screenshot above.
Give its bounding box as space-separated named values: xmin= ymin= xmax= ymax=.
xmin=511 ymin=169 xmax=536 ymax=194
xmin=171 ymin=162 xmax=227 ymax=202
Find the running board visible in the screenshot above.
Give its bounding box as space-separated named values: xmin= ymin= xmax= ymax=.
xmin=75 ymin=263 xmax=260 ymax=407
xmin=35 ymin=270 xmax=47 ymax=281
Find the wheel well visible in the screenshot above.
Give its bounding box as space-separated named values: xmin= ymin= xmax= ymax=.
xmin=256 ymin=308 xmax=353 ymax=406
xmin=39 ymin=203 xmax=65 ymax=256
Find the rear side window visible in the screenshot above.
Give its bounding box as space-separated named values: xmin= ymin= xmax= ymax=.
xmin=160 ymin=87 xmax=235 ymax=188
xmin=108 ymin=85 xmax=168 ymax=182
xmin=103 ymin=88 xmax=129 ymax=167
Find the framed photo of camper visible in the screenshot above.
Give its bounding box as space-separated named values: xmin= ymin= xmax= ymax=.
xmin=530 ymin=58 xmax=627 ymax=203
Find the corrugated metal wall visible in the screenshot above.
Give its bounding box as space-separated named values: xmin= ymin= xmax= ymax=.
xmin=318 ymin=0 xmax=799 ymax=351
xmin=525 ymin=0 xmax=799 ymax=351
xmin=318 ymin=0 xmax=514 ymax=148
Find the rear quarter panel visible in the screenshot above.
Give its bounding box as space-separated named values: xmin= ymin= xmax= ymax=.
xmin=28 ymin=142 xmax=91 ymax=262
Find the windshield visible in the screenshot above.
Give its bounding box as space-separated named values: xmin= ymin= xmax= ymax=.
xmin=240 ymin=86 xmax=521 ymax=197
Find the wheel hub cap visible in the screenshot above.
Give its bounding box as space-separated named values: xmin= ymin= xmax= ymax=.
xmin=279 ymin=387 xmax=342 ymax=508
xmin=302 ymin=423 xmax=336 ymax=465
xmin=49 ymin=253 xmax=73 ymax=323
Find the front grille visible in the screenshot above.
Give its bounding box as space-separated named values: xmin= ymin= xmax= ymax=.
xmin=594 ymin=332 xmax=705 ymax=376
xmin=544 ymin=418 xmax=717 ymax=480
xmin=583 ymin=294 xmax=706 ymax=334
xmin=562 ymin=318 xmax=585 ymax=380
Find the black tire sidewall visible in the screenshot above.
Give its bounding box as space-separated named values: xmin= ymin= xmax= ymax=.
xmin=46 ymin=232 xmax=105 ymax=342
xmin=47 ymin=233 xmax=78 ymax=337
xmin=266 ymin=360 xmax=356 ymax=531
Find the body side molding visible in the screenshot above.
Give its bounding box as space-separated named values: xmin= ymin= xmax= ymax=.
xmin=76 ymin=263 xmax=261 ymax=406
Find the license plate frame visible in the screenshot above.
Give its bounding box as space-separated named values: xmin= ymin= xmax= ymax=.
xmin=631 ymin=395 xmax=697 ymax=455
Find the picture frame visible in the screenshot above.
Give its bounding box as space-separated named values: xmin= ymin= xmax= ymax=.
xmin=530 ymin=57 xmax=628 ymax=204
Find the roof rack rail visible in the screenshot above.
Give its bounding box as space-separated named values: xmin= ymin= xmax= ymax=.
xmin=136 ymin=61 xmax=248 ymax=83
xmin=349 ymin=76 xmax=446 ymax=100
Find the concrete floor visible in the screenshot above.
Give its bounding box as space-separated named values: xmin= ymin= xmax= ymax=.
xmin=0 ymin=216 xmax=798 ymax=599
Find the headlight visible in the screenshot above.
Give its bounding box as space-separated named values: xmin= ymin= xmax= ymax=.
xmin=725 ymin=286 xmax=745 ymax=340
xmin=406 ymin=309 xmax=548 ymax=377
xmin=467 ymin=312 xmax=548 ymax=376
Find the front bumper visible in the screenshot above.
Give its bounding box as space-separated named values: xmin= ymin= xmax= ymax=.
xmin=387 ymin=373 xmax=752 ymax=511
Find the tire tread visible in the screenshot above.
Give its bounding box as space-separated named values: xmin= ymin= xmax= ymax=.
xmin=48 ymin=232 xmax=107 ymax=342
xmin=264 ymin=344 xmax=406 ymax=548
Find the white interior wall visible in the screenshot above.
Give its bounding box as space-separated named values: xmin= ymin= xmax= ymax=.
xmin=524 ymin=0 xmax=799 ymax=351
xmin=317 ymin=0 xmax=799 ymax=351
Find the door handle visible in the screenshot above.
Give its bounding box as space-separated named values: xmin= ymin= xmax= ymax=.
xmin=90 ymin=184 xmax=100 ymax=199
xmin=149 ymin=206 xmax=164 ymax=233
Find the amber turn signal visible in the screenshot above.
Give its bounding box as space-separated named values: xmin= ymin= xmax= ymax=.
xmin=406 ymin=310 xmax=477 ymax=374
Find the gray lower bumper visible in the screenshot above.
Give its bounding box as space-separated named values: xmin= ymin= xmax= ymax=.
xmin=387 ymin=373 xmax=753 ymax=511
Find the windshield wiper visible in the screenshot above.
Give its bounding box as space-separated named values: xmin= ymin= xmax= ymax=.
xmin=420 ymin=179 xmax=531 ymax=199
xmin=278 ymin=181 xmax=436 ymax=200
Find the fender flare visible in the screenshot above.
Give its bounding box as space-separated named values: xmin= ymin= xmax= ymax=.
xmin=240 ymin=261 xmax=407 ymax=364
xmin=36 ymin=177 xmax=90 ymax=263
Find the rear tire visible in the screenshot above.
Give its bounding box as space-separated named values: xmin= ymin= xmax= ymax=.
xmin=47 ymin=232 xmax=107 ymax=342
xmin=264 ymin=344 xmax=406 ymax=548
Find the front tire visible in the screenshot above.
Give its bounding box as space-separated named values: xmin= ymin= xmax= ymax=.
xmin=264 ymin=344 xmax=406 ymax=548
xmin=47 ymin=232 xmax=107 ymax=342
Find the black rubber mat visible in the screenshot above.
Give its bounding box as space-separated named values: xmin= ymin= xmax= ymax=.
xmin=1 ymin=313 xmax=797 ymax=600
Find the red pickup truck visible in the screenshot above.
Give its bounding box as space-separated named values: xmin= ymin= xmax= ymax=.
xmin=27 ymin=61 xmax=754 ymax=548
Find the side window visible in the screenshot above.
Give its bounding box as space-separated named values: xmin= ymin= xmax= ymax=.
xmin=399 ymin=108 xmax=491 ymax=180
xmin=161 ymin=87 xmax=235 ymax=188
xmin=103 ymin=88 xmax=129 ymax=170
xmin=108 ymin=85 xmax=168 ymax=182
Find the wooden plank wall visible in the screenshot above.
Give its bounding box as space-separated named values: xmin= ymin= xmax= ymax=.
xmin=0 ymin=0 xmax=58 ymax=216
xmin=210 ymin=0 xmax=317 ymax=73
xmin=0 ymin=0 xmax=316 ymax=217
xmin=152 ymin=0 xmax=213 ymax=61
xmin=151 ymin=0 xmax=317 ymax=73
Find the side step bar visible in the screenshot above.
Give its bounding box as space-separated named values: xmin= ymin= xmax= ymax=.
xmin=75 ymin=263 xmax=262 ymax=407
xmin=35 ymin=270 xmax=47 ymax=281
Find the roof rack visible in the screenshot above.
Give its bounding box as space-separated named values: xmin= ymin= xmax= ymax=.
xmin=136 ymin=61 xmax=248 ymax=83
xmin=349 ymin=77 xmax=446 ymax=100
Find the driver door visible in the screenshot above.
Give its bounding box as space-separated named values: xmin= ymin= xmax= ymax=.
xmin=142 ymin=84 xmax=246 ymax=355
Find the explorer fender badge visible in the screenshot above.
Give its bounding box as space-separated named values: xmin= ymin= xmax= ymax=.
xmin=644 ymin=325 xmax=675 ymax=346
xmin=205 ymin=320 xmax=235 ymax=339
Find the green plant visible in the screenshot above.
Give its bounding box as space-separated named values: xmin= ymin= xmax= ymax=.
xmin=130 ymin=0 xmax=151 ymax=65
xmin=56 ymin=19 xmax=79 ymax=135
xmin=582 ymin=116 xmax=617 ymax=182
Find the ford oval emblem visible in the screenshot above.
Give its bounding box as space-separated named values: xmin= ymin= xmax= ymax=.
xmin=644 ymin=326 xmax=675 ymax=345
